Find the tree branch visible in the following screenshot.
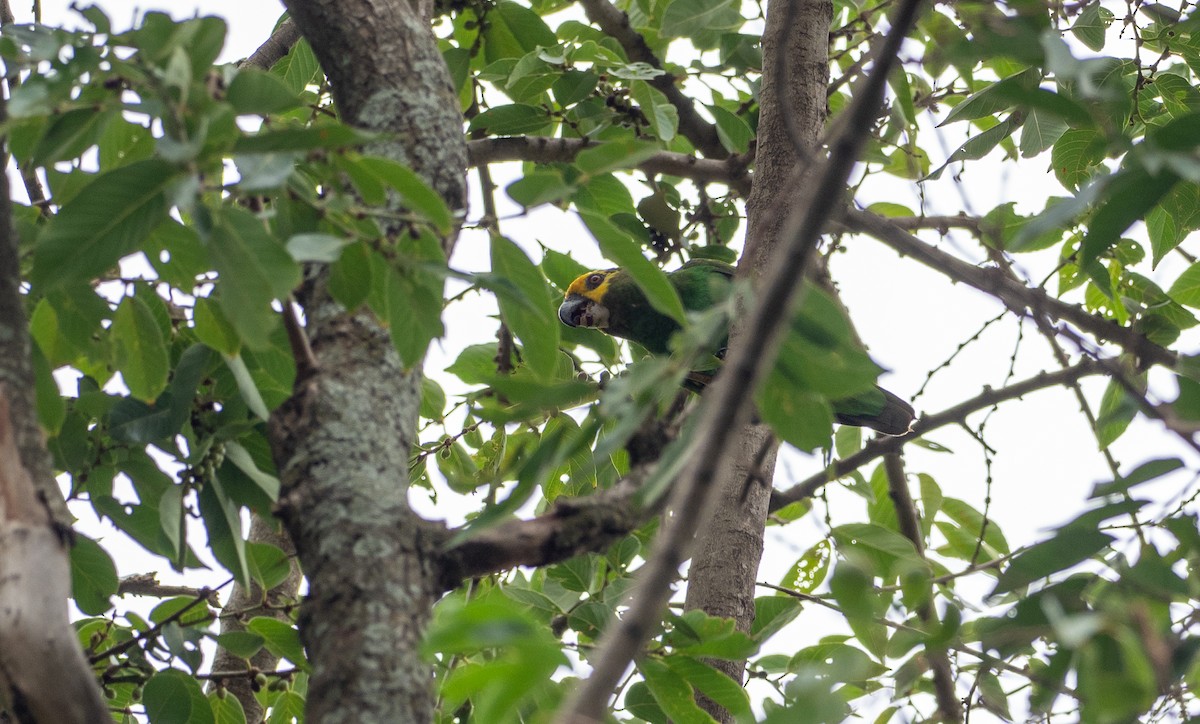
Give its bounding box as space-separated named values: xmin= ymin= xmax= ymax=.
xmin=557 ymin=2 xmax=927 ymax=719
xmin=439 ymin=472 xmax=648 ymax=587
xmin=466 ymin=137 xmax=752 ymax=194
xmin=576 ymin=0 xmax=726 ymax=159
xmin=842 ymin=209 xmax=1177 ymax=370
xmin=240 ymin=18 xmax=302 ymax=71
xmin=117 ymin=573 xmax=220 ymax=604
xmin=884 ymin=453 xmax=961 ymax=722
xmin=770 ymin=359 xmax=1105 ymax=512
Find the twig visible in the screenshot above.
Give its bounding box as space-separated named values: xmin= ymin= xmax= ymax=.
xmin=770 ymin=360 xmax=1104 ymax=512
xmin=117 ymin=573 xmax=220 ymax=605
xmin=466 ymin=137 xmax=752 ymax=195
xmin=842 ymin=209 xmax=1177 ymax=370
xmin=758 ymin=581 xmax=1079 ymax=698
xmin=556 ymin=2 xmax=927 ymax=720
xmin=282 ymin=298 xmax=318 ymax=382
xmin=89 ymin=579 xmax=232 ymax=663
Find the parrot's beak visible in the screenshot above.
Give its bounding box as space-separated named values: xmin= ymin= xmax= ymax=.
xmin=559 ymin=294 xmax=609 ymax=329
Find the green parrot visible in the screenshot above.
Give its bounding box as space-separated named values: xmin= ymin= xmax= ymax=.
xmin=557 ymin=259 xmax=915 ymax=436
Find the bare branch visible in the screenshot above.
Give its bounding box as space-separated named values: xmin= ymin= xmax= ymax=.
xmin=576 ymin=0 xmax=726 ymax=159
xmin=557 ymin=2 xmax=928 ymax=719
xmin=770 ymin=359 xmax=1105 ymax=512
xmin=118 ymin=573 xmax=221 ymax=604
xmin=467 ymin=137 xmax=752 ymax=194
xmin=842 ymin=209 xmax=1177 ymax=370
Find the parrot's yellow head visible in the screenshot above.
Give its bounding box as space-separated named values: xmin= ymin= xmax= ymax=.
xmin=559 ymin=269 xmax=617 ymax=329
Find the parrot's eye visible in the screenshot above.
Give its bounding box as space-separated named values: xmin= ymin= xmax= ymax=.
xmin=585 ymin=273 xmax=605 ymax=289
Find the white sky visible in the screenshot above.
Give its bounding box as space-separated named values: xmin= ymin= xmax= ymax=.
xmin=22 ymin=0 xmax=1200 ymax=720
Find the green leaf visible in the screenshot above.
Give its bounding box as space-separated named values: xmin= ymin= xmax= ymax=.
xmin=1096 ymin=377 xmax=1140 ymax=448
xmin=507 ymin=170 xmax=573 ymax=208
xmin=481 ymin=1 xmax=556 ymax=64
xmin=246 ymin=542 xmax=293 ymax=590
xmin=661 ymin=0 xmax=741 ymax=37
xmin=193 ymin=297 xmax=241 ymax=355
xmin=1081 ymin=167 xmax=1178 ymax=266
xmin=828 ymin=561 xmax=888 ymax=658
xmin=1090 ymin=457 xmax=1184 ymax=498
xmin=111 ymin=295 xmax=170 ymax=402
xmin=1169 ymin=262 xmax=1200 ymax=307
xmin=231 ymin=123 xmax=374 ymax=154
xmin=247 ymin=617 xmax=308 ymax=669
xmin=342 ymin=156 xmax=454 ymax=234
xmin=214 ymin=631 xmax=266 ymax=660
xmin=552 ymin=69 xmax=598 ymax=107
xmin=223 ymin=354 xmax=270 ymax=420
xmin=273 ymin=38 xmax=319 ymax=93
xmin=69 ymin=535 xmax=118 ymax=615
xmin=667 ymin=609 xmax=758 ymax=660
xmin=1071 ymin=3 xmax=1113 ymax=51
xmin=780 ymin=538 xmax=831 ymax=594
xmin=30 ymin=341 xmax=65 ymax=435
xmin=709 ymin=105 xmax=753 ymax=154
xmin=367 ymin=248 xmax=445 ymax=368
xmin=226 ymin=440 xmax=280 ymax=503
xmin=1051 ymin=129 xmax=1107 ymax=190
xmin=575 ymin=139 xmax=662 ymax=177
xmin=207 ymin=207 xmax=299 ymax=350
xmin=490 ymin=236 xmax=559 ymax=376
xmin=991 ymin=528 xmax=1114 ymax=596
xmin=468 ymin=103 xmax=551 ymax=135
xmin=832 ymin=522 xmax=924 ymax=579
xmin=1020 ymin=106 xmax=1070 ymax=158
xmin=208 ymin=690 xmax=247 ymax=724
xmin=750 ymin=596 xmax=802 ymax=641
xmin=940 ymin=69 xmax=1040 ymax=126
xmin=32 ymin=159 xmax=177 ymax=289
xmin=143 ymin=669 xmax=215 ymax=724
xmin=631 ymin=81 xmax=678 ymax=142
xmin=198 ymin=470 xmax=251 ymax=589
xmin=328 ymin=240 xmax=372 ymax=311
xmin=226 ymin=68 xmax=303 ymax=115
xmin=665 ymin=655 xmax=751 ymax=718
xmin=756 ymin=382 xmax=833 ymax=451
xmin=636 ymin=658 xmax=712 ymax=724
xmin=31 ymin=107 xmax=115 ymax=167
xmin=578 ymin=209 xmax=685 ymax=323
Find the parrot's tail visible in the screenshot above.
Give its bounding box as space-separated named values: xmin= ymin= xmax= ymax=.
xmin=835 ymin=387 xmax=916 ymax=436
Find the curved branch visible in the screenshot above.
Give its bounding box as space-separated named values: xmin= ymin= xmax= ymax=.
xmin=843 ymin=208 xmax=1178 ymax=370
xmin=769 ymin=359 xmax=1105 ymax=511
xmin=467 ymin=137 xmax=752 ymax=193
xmin=576 ymin=0 xmax=726 ymax=159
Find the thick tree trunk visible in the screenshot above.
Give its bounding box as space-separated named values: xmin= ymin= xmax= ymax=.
xmin=683 ymin=0 xmax=831 ymax=719
xmin=268 ymin=1 xmax=466 ymax=722
xmin=0 ymin=100 xmax=109 ymax=721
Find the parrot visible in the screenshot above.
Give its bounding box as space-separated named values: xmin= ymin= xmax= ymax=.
xmin=557 ymin=259 xmax=915 ymax=436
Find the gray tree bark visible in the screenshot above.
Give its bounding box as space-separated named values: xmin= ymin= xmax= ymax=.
xmin=267 ymin=1 xmax=466 ymax=722
xmin=683 ymin=0 xmax=832 ymax=719
xmin=0 ymin=98 xmax=109 ymax=721
xmin=209 ymin=515 xmax=302 ymax=723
